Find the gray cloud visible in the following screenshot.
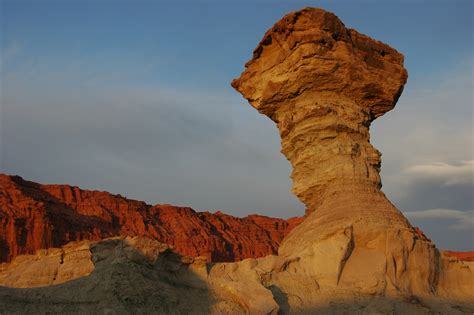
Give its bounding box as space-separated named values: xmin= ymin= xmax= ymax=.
xmin=385 ymin=159 xmax=474 ymax=214
xmin=1 ymin=51 xmax=304 ymax=218
xmin=404 ymin=160 xmax=473 ymax=187
xmin=371 ymin=58 xmax=473 ymax=249
xmin=1 ymin=44 xmax=472 ymax=250
xmin=404 ymin=208 xmax=474 ymax=230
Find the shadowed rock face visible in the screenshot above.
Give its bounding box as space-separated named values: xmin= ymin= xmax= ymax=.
xmin=0 ymin=237 xmax=220 ymax=314
xmin=0 ymin=236 xmax=472 ymax=314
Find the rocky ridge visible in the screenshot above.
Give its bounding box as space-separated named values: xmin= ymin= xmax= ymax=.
xmin=0 ymin=7 xmax=472 ymax=314
xmin=0 ymin=236 xmax=472 ymax=314
xmin=444 ymin=251 xmax=474 ymax=262
xmin=0 ymin=174 xmax=302 ymax=263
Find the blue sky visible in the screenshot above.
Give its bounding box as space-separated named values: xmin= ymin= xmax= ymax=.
xmin=1 ymin=0 xmax=473 ymax=250
xmin=2 ymin=1 xmax=472 ymax=89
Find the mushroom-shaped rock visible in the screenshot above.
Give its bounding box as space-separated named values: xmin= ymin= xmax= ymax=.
xmin=233 ymin=8 xmax=471 ymax=302
xmin=0 ymin=8 xmax=471 ymax=313
xmin=232 ymin=7 xmax=407 ymax=220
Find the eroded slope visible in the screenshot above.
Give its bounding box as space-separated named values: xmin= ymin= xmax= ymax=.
xmin=0 ymin=174 xmax=301 ymax=263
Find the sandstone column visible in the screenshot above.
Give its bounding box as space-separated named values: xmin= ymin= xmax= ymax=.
xmin=232 ymin=8 xmax=441 ymax=297
xmin=232 ymin=8 xmax=411 ymax=229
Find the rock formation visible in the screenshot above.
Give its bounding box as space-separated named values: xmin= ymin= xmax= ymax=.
xmin=0 ymin=237 xmax=218 ymax=314
xmin=1 ymin=236 xmax=472 ymax=314
xmin=231 ymin=7 xmax=407 ymax=219
xmin=230 ymin=7 xmax=473 ymax=311
xmin=0 ymin=240 xmax=95 ymax=288
xmin=444 ymin=251 xmax=474 ymax=262
xmin=0 ymin=7 xmax=472 ymax=314
xmin=0 ymin=174 xmax=301 ymax=263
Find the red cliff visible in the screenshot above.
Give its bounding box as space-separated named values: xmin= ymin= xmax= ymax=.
xmin=0 ymin=174 xmax=302 ymax=263
xmin=443 ymin=251 xmax=474 ymax=262
xmin=1 ymin=174 xmax=469 ymax=265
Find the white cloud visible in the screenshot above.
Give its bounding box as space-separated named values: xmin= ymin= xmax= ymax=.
xmin=404 ymin=208 xmax=474 ymax=230
xmin=404 ymin=160 xmax=474 ymax=186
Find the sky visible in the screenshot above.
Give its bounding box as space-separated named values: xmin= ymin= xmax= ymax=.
xmin=1 ymin=0 xmax=472 ymax=250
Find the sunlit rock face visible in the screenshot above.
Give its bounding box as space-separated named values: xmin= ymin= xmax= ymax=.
xmin=232 ymin=8 xmax=407 ymax=221
xmin=0 ymin=174 xmax=302 ymax=264
xmin=233 ymin=7 xmax=473 ymax=306
xmin=232 ymin=6 xmax=415 ymax=258
xmin=0 ymin=8 xmax=472 ymax=314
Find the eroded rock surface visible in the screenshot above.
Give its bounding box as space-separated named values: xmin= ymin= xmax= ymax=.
xmin=0 ymin=236 xmax=472 ymax=314
xmin=232 ymin=6 xmax=435 ymax=294
xmin=0 ymin=7 xmax=472 ymax=315
xmin=443 ymin=251 xmax=474 ymax=262
xmin=231 ymin=6 xmax=473 ymax=312
xmin=232 ymin=7 xmax=407 ymax=219
xmin=0 ymin=240 xmax=94 ymax=288
xmin=0 ymin=237 xmax=220 ymax=314
xmin=0 ymin=174 xmax=301 ymax=263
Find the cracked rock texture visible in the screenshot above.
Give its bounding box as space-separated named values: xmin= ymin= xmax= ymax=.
xmin=0 ymin=7 xmax=472 ymax=314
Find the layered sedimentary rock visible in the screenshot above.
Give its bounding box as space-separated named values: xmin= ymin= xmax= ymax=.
xmin=232 ymin=3 xmax=426 ymax=279
xmin=0 ymin=240 xmax=94 ymax=288
xmin=444 ymin=251 xmax=474 ymax=262
xmin=0 ymin=174 xmax=301 ymax=263
xmin=232 ymin=6 xmax=407 ymax=220
xmin=0 ymin=7 xmax=472 ymax=314
xmin=1 ymin=236 xmax=472 ymax=314
xmin=0 ymin=237 xmax=287 ymax=314
xmin=0 ymin=237 xmax=218 ymax=314
xmin=231 ymin=6 xmax=473 ymax=311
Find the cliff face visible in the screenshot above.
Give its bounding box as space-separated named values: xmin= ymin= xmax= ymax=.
xmin=0 ymin=7 xmax=472 ymax=314
xmin=444 ymin=251 xmax=474 ymax=262
xmin=0 ymin=174 xmax=302 ymax=263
